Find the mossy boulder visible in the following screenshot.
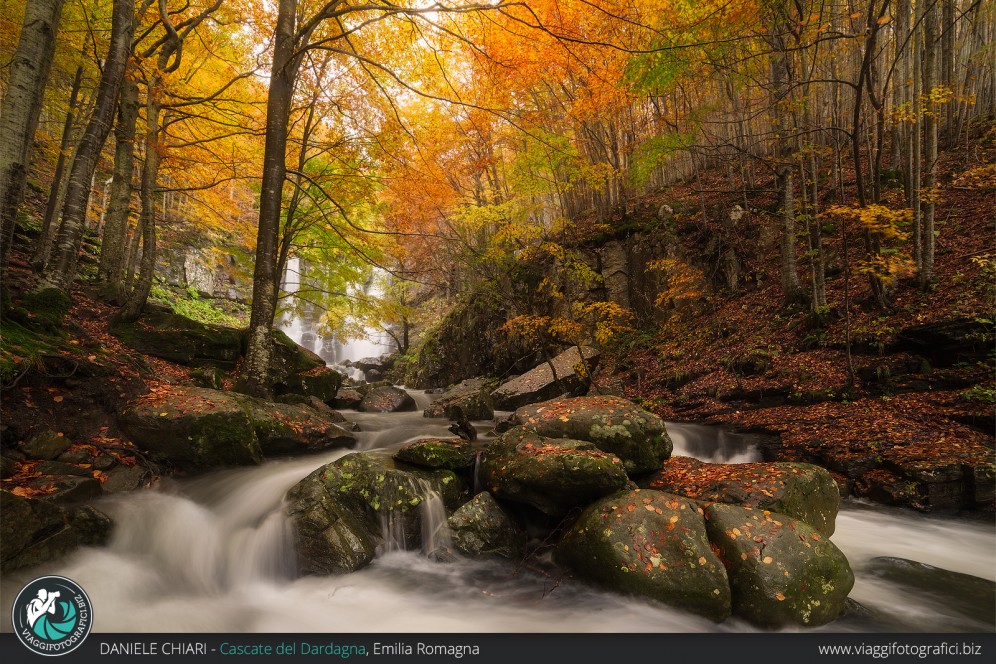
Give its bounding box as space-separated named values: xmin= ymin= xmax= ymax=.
xmin=118 ymin=386 xmax=355 ymax=469
xmin=647 ymin=457 xmax=840 ymax=536
xmin=479 ymin=427 xmax=631 ymax=516
xmin=310 ymin=452 xmax=462 ymax=550
xmin=249 ymin=401 xmax=355 ymax=456
xmin=109 ymin=304 xmax=244 ymax=367
xmin=285 ymin=468 xmax=378 ymax=575
xmin=359 ymin=385 xmax=417 ymax=412
xmin=423 ymin=379 xmax=495 ymax=420
xmin=119 ymin=386 xmax=262 ymax=468
xmin=448 ymin=492 xmax=526 ymax=559
xmin=512 ymin=395 xmax=672 ymax=474
xmin=394 ymin=438 xmax=476 ymax=471
xmin=11 ymin=287 xmax=71 ymax=331
xmin=275 ymin=366 xmax=342 ymax=403
xmin=554 ymin=489 xmax=731 ymax=621
xmin=704 ymin=503 xmax=853 ymax=627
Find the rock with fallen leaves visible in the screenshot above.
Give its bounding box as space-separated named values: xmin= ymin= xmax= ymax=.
xmin=359 ymin=385 xmax=417 ymax=412
xmin=553 ymin=489 xmax=731 ymax=621
xmin=704 ymin=502 xmax=853 ymax=627
xmin=119 ymin=385 xmax=356 ymax=469
xmin=448 ymin=491 xmax=526 ymax=559
xmin=423 ymin=379 xmax=495 ymax=421
xmin=20 ymin=429 xmax=74 ymax=460
xmin=490 ymin=346 xmax=600 ymax=410
xmin=512 ymin=395 xmax=672 ymax=474
xmin=479 ymin=427 xmax=632 ymax=516
xmin=646 ymin=456 xmax=840 ymax=536
xmin=394 ymin=438 xmax=476 ymax=471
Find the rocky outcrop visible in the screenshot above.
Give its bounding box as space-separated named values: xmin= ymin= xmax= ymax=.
xmin=359 ymin=385 xmax=417 ymax=412
xmin=512 ymin=395 xmax=671 ymax=474
xmin=109 ymin=304 xmax=243 ymax=368
xmin=894 ymin=318 xmax=995 ymax=367
xmin=479 ymin=428 xmax=631 ymax=516
xmin=704 ymin=503 xmax=853 ymax=627
xmin=646 ymin=456 xmax=840 ymax=536
xmin=423 ymin=379 xmax=494 ymax=420
xmin=394 ymin=438 xmax=476 ymax=471
xmin=554 ymin=489 xmax=731 ymax=621
xmin=490 ymin=346 xmax=599 ymax=410
xmin=119 ymin=386 xmax=354 ymax=469
xmin=448 ymin=492 xmax=526 ymax=559
xmin=1 ymin=491 xmax=112 ymax=572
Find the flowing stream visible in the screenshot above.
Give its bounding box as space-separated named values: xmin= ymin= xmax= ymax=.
xmin=2 ymin=397 xmax=993 ymax=634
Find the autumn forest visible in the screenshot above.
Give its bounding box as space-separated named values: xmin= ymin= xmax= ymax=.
xmin=0 ymin=0 xmax=994 ymax=638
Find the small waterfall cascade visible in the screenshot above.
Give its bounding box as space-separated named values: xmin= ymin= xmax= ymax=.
xmin=377 ymin=479 xmax=452 ymax=558
xmin=277 ymin=259 xmax=395 ymax=380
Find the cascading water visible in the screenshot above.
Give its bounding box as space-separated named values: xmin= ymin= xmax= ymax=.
xmin=277 ymin=260 xmax=394 ymax=380
xmin=2 ymin=395 xmax=993 ymax=633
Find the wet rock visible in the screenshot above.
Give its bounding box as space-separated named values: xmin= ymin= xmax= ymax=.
xmin=423 ymin=379 xmax=495 ymax=420
xmin=67 ymin=505 xmax=113 ymax=546
xmin=704 ymin=503 xmax=854 ymax=627
xmin=332 ymin=387 xmax=365 ymax=410
xmin=285 ymin=468 xmax=378 ymax=575
xmin=394 ymin=438 xmax=476 ymax=471
xmin=359 ymin=385 xmax=417 ymax=412
xmin=866 ymin=557 xmax=995 ymax=628
xmin=554 ymin=489 xmax=731 ymax=621
xmin=512 ymin=395 xmax=672 ymax=474
xmin=275 ymin=394 xmax=346 ymax=421
xmin=20 ymin=429 xmax=73 ymax=460
xmin=491 ymin=346 xmax=600 ymax=410
xmin=57 ymin=447 xmax=95 ymax=465
xmin=448 ymin=419 xmax=477 ymax=441
xmin=298 ymin=452 xmax=462 ymax=551
xmin=479 ymin=427 xmax=631 ymax=516
xmin=251 ymin=401 xmax=355 ymax=456
xmin=448 ymin=492 xmax=526 ymax=559
xmin=1 ymin=491 xmax=78 ymax=572
xmin=102 ymin=465 xmax=150 ymax=493
xmin=647 ymin=456 xmax=840 ymax=537
xmin=30 ymin=476 xmax=102 ymax=504
xmin=35 ymin=461 xmax=91 ymax=477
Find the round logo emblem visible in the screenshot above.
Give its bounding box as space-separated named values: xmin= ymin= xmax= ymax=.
xmin=12 ymin=576 xmax=93 ymax=656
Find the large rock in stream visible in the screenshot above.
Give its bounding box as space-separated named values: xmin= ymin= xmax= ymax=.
xmin=479 ymin=427 xmax=631 ymax=516
xmin=285 ymin=452 xmax=464 ymax=574
xmin=554 ymin=489 xmax=732 ymax=621
xmin=646 ymin=456 xmax=840 ymax=537
xmin=490 ymin=346 xmax=599 ymax=410
xmin=704 ymin=503 xmax=854 ymax=627
xmin=448 ymin=492 xmax=526 ymax=559
xmin=359 ymin=385 xmax=417 ymax=412
xmin=512 ymin=395 xmax=672 ymax=474
xmin=119 ymin=386 xmax=355 ymax=469
xmin=394 ymin=438 xmax=476 ymax=471
xmin=423 ymin=379 xmax=494 ymax=420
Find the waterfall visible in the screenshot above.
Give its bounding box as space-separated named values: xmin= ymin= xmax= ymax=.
xmin=377 ymin=479 xmax=452 ymax=558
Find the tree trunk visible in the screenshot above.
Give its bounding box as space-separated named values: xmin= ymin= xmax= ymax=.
xmin=114 ymin=82 xmax=161 ymax=324
xmin=40 ymin=0 xmax=135 ymax=291
xmin=240 ymin=0 xmax=300 ymax=397
xmin=0 ymin=0 xmax=66 ymax=283
xmin=920 ymin=0 xmax=938 ymax=288
xmin=98 ymin=72 xmax=140 ymax=302
xmin=32 ymin=65 xmax=83 ymax=272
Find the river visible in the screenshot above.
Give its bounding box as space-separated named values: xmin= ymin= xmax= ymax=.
xmin=2 ymin=395 xmax=993 ymax=633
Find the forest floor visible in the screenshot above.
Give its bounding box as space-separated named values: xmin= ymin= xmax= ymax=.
xmin=597 ymin=140 xmax=994 ymax=516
